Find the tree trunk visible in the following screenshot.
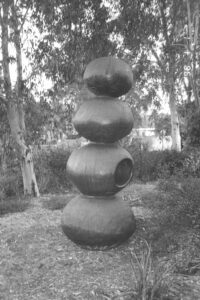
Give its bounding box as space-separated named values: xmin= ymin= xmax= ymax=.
xmin=0 ymin=1 xmax=40 ymax=197
xmin=169 ymin=90 xmax=181 ymax=151
xmin=21 ymin=146 xmax=39 ymax=196
xmin=0 ymin=135 xmax=8 ymax=172
xmin=187 ymin=0 xmax=200 ymax=108
xmin=8 ymin=103 xmax=40 ymax=196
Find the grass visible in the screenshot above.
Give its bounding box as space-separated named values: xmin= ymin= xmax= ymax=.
xmin=129 ymin=241 xmax=173 ymax=300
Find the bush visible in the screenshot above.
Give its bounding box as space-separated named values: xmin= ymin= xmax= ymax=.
xmin=121 ymin=241 xmax=174 ymax=300
xmin=157 ymin=176 xmax=200 ymax=229
xmin=185 ymin=108 xmax=200 ymax=147
xmin=33 ymin=146 xmax=72 ymax=194
xmin=182 ymin=148 xmax=200 ymax=177
xmin=156 ymin=150 xmax=187 ymax=179
xmin=0 ymin=167 xmax=29 ymax=216
xmin=0 ymin=196 xmax=30 ymax=216
xmin=0 ymin=143 xmax=74 ymax=199
xmin=0 ymin=170 xmax=23 ymax=199
xmin=126 ymin=142 xmax=188 ymax=182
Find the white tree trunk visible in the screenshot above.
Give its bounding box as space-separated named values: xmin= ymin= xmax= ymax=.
xmin=21 ymin=147 xmax=40 ymax=196
xmin=0 ymin=1 xmax=40 ymax=197
xmin=8 ymin=103 xmax=40 ymax=196
xmin=169 ymin=91 xmax=181 ymax=152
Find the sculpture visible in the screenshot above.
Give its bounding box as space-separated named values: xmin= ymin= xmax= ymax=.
xmin=61 ymin=56 xmax=136 ymax=249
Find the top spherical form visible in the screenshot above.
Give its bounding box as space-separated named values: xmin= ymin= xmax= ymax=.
xmin=83 ymin=56 xmax=133 ymax=98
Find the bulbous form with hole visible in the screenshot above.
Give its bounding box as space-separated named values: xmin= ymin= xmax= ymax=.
xmin=73 ymin=98 xmax=133 ymax=143
xmin=61 ymin=194 xmax=136 ymax=249
xmin=62 ymin=56 xmax=136 ymax=249
xmin=66 ymin=143 xmax=133 ymax=196
xmin=83 ymin=57 xmax=133 ymax=97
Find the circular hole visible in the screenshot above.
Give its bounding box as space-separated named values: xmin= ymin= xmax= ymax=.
xmin=114 ymin=158 xmax=133 ymax=188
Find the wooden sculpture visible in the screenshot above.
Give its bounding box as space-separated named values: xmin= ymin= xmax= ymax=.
xmin=61 ymin=56 xmax=136 ymax=249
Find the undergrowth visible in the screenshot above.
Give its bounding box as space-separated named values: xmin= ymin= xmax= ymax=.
xmin=130 ymin=242 xmax=173 ymax=300
xmin=0 ymin=196 xmax=30 ymax=216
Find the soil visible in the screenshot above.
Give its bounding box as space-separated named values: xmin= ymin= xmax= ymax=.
xmin=0 ymin=183 xmax=200 ymax=300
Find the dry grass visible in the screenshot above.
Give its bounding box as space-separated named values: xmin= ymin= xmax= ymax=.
xmin=1 ymin=184 xmax=200 ymax=299
xmin=129 ymin=242 xmax=173 ymax=300
xmin=0 ymin=195 xmax=138 ymax=300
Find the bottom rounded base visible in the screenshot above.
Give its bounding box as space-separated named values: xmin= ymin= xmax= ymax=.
xmin=61 ymin=194 xmax=136 ymax=250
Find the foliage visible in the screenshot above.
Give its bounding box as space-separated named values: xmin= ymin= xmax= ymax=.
xmin=129 ymin=242 xmax=173 ymax=300
xmin=115 ymin=0 xmax=195 ymax=151
xmin=183 ymin=148 xmax=200 ymax=176
xmin=152 ymin=112 xmax=171 ymax=140
xmin=0 ymin=145 xmax=23 ymax=199
xmin=0 ymin=0 xmax=41 ymax=196
xmin=25 ymin=97 xmax=52 ymax=145
xmin=33 ymin=146 xmax=72 ymax=193
xmin=0 ymin=144 xmax=74 ymax=200
xmin=0 ymin=171 xmax=22 ymax=199
xmin=0 ymin=102 xmax=10 ymax=139
xmin=158 ymin=176 xmax=200 ymax=229
xmin=186 ymin=109 xmax=200 ymax=147
xmin=127 ymin=142 xmax=200 ymax=182
xmin=0 ymin=101 xmax=12 ymax=170
xmin=0 ymin=166 xmax=29 ymax=216
xmin=32 ymin=0 xmax=116 ymax=86
xmin=0 ymin=196 xmax=30 ymax=216
xmin=178 ymin=102 xmax=200 ymax=148
xmin=24 ymin=80 xmax=79 ymax=146
xmin=1 ymin=0 xmax=200 ymax=194
xmin=127 ymin=142 xmax=188 ymax=181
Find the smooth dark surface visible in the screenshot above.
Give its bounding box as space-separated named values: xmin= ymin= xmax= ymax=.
xmin=61 ymin=194 xmax=136 ymax=249
xmin=115 ymin=159 xmax=133 ymax=187
xmin=62 ymin=56 xmax=136 ymax=250
xmin=83 ymin=57 xmax=133 ymax=97
xmin=66 ymin=143 xmax=133 ymax=196
xmin=73 ymin=98 xmax=133 ymax=143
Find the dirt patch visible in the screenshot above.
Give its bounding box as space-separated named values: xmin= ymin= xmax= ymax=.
xmin=0 ymin=194 xmax=137 ymax=300
xmin=0 ymin=184 xmax=200 ymax=299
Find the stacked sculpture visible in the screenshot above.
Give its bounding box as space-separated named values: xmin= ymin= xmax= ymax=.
xmin=61 ymin=56 xmax=136 ymax=249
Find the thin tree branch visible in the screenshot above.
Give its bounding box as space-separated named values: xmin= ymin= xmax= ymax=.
xmin=169 ymin=1 xmax=177 ymax=43
xmin=0 ymin=5 xmax=3 ymax=27
xmin=150 ymin=46 xmax=167 ymax=77
xmin=186 ymin=0 xmax=193 ymax=50
xmin=193 ymin=3 xmax=199 ymax=48
xmin=158 ymin=0 xmax=170 ymax=46
xmin=154 ymin=92 xmax=163 ymax=103
xmin=25 ymin=65 xmax=39 ymax=82
xmin=19 ymin=4 xmax=30 ymax=33
xmin=1 ymin=2 xmax=12 ymax=98
xmin=11 ymin=0 xmax=23 ymax=98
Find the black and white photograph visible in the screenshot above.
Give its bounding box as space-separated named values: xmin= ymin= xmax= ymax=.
xmin=0 ymin=0 xmax=200 ymax=299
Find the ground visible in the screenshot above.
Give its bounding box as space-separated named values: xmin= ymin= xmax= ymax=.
xmin=1 ymin=183 xmax=200 ymax=300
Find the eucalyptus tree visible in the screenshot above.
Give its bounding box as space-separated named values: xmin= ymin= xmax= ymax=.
xmin=184 ymin=0 xmax=200 ymax=107
xmin=0 ymin=0 xmax=114 ymax=196
xmin=115 ymin=0 xmax=193 ymax=151
xmin=31 ymin=0 xmax=116 ymax=87
xmin=0 ymin=0 xmax=40 ymax=196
